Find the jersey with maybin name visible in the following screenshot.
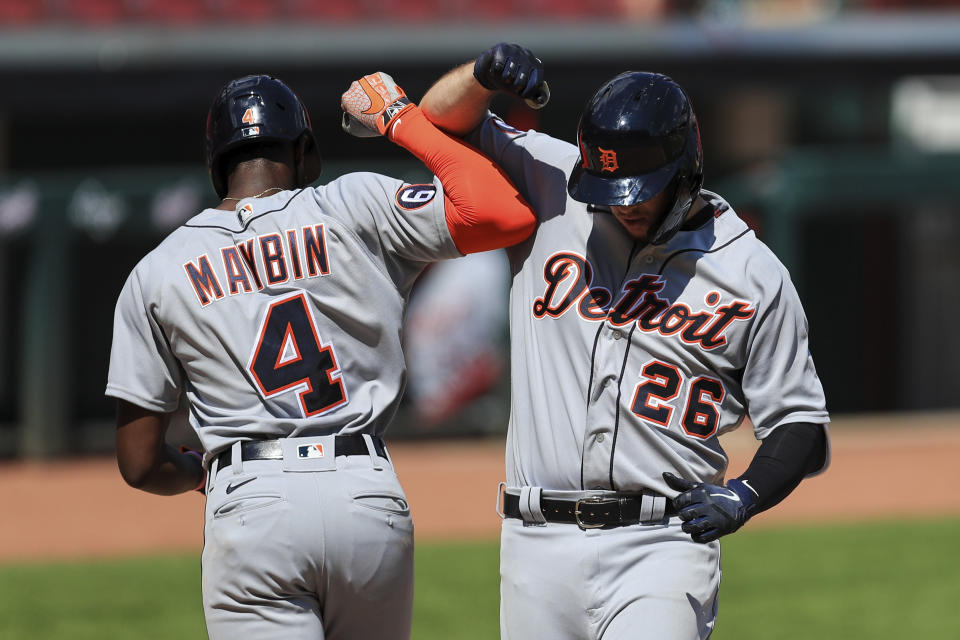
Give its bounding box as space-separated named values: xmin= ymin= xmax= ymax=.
xmin=106 ymin=174 xmax=460 ymax=459
xmin=468 ymin=115 xmax=830 ymax=496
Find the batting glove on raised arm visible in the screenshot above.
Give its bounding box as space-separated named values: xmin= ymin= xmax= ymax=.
xmin=474 ymin=42 xmax=550 ymax=109
xmin=341 ymin=72 xmax=416 ymax=138
xmin=663 ymin=472 xmax=759 ymax=543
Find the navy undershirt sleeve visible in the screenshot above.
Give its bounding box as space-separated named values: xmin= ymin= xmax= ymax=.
xmin=738 ymin=422 xmax=827 ymax=513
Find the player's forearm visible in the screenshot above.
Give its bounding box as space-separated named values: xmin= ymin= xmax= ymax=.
xmin=737 ymin=422 xmax=827 ymax=513
xmin=420 ymin=62 xmax=495 ymax=137
xmin=118 ymin=443 xmax=205 ymax=496
xmin=389 ymin=106 xmax=536 ymax=253
xmin=115 ymin=401 xmax=205 ymax=496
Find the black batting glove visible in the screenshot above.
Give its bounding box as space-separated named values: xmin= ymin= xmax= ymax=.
xmin=663 ymin=472 xmax=759 ymax=543
xmin=474 ymin=42 xmax=545 ymax=104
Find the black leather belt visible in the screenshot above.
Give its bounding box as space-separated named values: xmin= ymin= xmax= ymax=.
xmin=215 ymin=435 xmax=387 ymax=470
xmin=503 ymin=491 xmax=677 ymax=529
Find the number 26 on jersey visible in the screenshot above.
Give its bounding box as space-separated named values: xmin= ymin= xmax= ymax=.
xmin=631 ymin=359 xmax=724 ymax=438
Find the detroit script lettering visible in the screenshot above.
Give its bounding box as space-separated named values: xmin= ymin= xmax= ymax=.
xmin=532 ymin=252 xmax=755 ymax=350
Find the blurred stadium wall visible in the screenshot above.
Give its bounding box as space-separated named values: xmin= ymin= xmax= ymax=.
xmin=2 ymin=0 xmax=960 ymax=457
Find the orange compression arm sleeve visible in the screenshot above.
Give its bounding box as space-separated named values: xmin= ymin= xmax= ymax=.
xmin=388 ymin=106 xmax=537 ymax=254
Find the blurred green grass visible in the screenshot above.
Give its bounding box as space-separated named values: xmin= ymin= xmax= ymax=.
xmin=0 ymin=518 xmax=957 ymax=639
xmin=717 ymin=517 xmax=960 ymax=638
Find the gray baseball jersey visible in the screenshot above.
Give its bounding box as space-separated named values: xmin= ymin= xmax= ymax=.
xmin=106 ymin=173 xmax=459 ymax=639
xmin=467 ymin=115 xmax=830 ymax=495
xmin=467 ymin=114 xmax=829 ymax=640
xmin=106 ymin=173 xmax=459 ymax=459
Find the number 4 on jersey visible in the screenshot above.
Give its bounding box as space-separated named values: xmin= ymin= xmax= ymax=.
xmin=249 ymin=293 xmax=347 ymax=417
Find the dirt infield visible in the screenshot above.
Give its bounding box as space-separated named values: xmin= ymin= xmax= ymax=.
xmin=1 ymin=412 xmax=958 ymax=562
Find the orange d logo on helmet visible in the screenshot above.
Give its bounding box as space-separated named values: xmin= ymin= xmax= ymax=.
xmin=598 ymin=147 xmax=619 ymax=173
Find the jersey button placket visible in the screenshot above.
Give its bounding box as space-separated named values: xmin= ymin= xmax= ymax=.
xmin=583 ymin=319 xmax=628 ymax=489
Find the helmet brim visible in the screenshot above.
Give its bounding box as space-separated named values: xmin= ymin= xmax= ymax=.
xmin=567 ymin=156 xmax=678 ymax=206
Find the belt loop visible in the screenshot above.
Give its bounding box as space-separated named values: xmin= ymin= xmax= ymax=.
xmin=208 ymin=455 xmax=219 ymax=484
xmin=651 ymin=494 xmax=666 ymax=520
xmin=640 ymin=493 xmax=666 ymax=521
xmin=231 ymin=441 xmax=243 ymax=476
xmin=382 ymin=440 xmax=394 ymax=467
xmin=362 ymin=434 xmax=383 ymax=471
xmin=518 ymin=486 xmax=547 ymax=526
xmin=494 ymin=482 xmax=507 ymax=519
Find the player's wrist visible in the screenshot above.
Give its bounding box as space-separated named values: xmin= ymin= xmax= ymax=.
xmin=726 ymin=478 xmax=759 ymax=518
xmin=192 ymin=466 xmax=207 ymax=494
xmin=179 ymin=446 xmax=207 ymax=494
xmin=473 ymin=56 xmax=498 ymax=91
xmin=382 ymin=100 xmax=417 ymax=139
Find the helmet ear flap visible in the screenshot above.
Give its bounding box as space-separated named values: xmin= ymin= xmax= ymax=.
xmin=649 ymin=177 xmax=692 ymax=246
xmin=649 ymin=118 xmax=704 ymax=245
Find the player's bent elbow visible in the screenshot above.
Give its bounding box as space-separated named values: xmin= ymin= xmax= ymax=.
xmin=454 ymin=220 xmax=535 ymax=254
xmin=448 ymin=203 xmax=537 ymax=254
xmin=117 ymin=457 xmax=155 ymax=490
xmin=419 ymin=107 xmax=481 ymax=139
xmin=115 ymin=400 xmax=173 ymax=491
xmin=115 ymin=443 xmax=165 ymax=491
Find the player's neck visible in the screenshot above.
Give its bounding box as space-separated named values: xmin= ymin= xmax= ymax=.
xmin=217 ymin=162 xmax=297 ymax=210
xmin=218 ymin=186 xmax=287 ymax=209
xmin=217 ymin=184 xmax=294 ymax=210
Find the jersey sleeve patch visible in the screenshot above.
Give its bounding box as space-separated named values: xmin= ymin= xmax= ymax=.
xmin=395 ymin=184 xmax=437 ymax=211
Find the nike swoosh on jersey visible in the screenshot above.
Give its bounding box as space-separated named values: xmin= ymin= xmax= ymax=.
xmin=225 ymin=477 xmax=257 ymax=494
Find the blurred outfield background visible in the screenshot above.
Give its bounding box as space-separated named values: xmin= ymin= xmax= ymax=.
xmin=1 ymin=0 xmax=959 ymax=637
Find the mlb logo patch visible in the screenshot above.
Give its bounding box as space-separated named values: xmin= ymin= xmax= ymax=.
xmin=298 ymin=444 xmax=324 ymax=459
xmin=236 ymin=202 xmax=255 ymax=224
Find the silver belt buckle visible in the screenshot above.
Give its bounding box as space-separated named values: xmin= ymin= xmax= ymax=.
xmin=574 ymin=496 xmax=618 ymax=530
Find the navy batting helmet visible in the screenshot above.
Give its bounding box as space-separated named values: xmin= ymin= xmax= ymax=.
xmin=567 ymin=71 xmax=703 ymax=245
xmin=205 ymin=75 xmax=322 ymax=198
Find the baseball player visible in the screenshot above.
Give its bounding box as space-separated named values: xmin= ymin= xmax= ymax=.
xmin=106 ymin=73 xmax=536 ymax=640
xmin=419 ymin=44 xmax=831 ymax=639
